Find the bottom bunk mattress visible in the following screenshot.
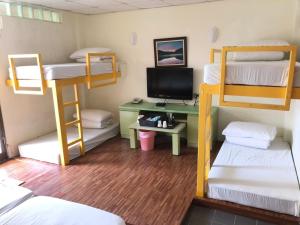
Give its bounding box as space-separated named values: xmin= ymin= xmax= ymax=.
xmin=208 ymin=139 xmax=300 ymax=216
xmin=0 ymin=196 xmax=125 ymax=225
xmin=18 ymin=122 xmax=119 ymax=164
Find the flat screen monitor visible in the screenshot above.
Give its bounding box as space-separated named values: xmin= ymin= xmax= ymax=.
xmin=147 ymin=67 xmax=193 ymax=100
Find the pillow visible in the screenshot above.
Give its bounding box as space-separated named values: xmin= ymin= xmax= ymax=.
xmin=222 ymin=121 xmax=277 ymax=141
xmin=70 ymin=48 xmax=112 ymax=59
xmin=231 ymin=40 xmax=289 ymax=61
xmin=78 ymin=118 xmax=113 ymax=129
xmin=76 ymin=57 xmax=113 ymax=63
xmin=226 ymin=136 xmax=271 ymax=149
xmin=73 ymin=109 xmax=112 ymax=123
xmin=76 ymin=57 xmax=102 ymax=63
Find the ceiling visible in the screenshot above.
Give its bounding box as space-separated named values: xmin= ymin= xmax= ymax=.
xmin=5 ymin=0 xmax=222 ymax=15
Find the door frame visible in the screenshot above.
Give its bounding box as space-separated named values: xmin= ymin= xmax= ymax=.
xmin=0 ymin=107 xmax=7 ymax=162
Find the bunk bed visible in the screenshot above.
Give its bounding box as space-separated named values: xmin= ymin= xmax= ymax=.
xmin=196 ymin=45 xmax=300 ymax=217
xmin=6 ymin=52 xmax=121 ymax=166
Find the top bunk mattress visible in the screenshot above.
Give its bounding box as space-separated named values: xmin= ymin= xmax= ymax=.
xmin=9 ymin=62 xmax=118 ymax=80
xmin=204 ymin=60 xmax=300 ymax=87
xmin=208 ymin=139 xmax=300 ymax=216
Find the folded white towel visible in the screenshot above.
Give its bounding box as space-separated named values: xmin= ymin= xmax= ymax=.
xmin=226 ymin=136 xmax=271 ymax=149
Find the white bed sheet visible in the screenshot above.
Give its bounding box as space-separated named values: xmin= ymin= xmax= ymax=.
xmin=18 ymin=122 xmax=119 ymax=164
xmin=204 ymin=60 xmax=300 ymax=87
xmin=208 ymin=139 xmax=300 ymax=216
xmin=9 ymin=62 xmax=118 ymax=80
xmin=0 ymin=183 xmax=33 ymax=216
xmin=0 ymin=196 xmax=125 ymax=225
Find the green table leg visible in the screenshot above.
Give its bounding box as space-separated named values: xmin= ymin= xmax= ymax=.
xmin=129 ymin=128 xmax=137 ymax=149
xmin=172 ymin=133 xmax=180 ymax=156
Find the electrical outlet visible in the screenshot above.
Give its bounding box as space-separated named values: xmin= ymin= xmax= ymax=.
xmin=193 ymin=93 xmax=199 ymax=99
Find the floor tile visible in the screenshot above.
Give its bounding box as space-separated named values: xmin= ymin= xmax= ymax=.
xmin=182 ymin=204 xmax=277 ymax=225
xmin=213 ymin=209 xmax=235 ymax=225
xmin=181 ymin=214 xmax=189 ymax=225
xmin=211 ymin=222 xmax=224 ymax=225
xmin=235 ymin=215 xmax=256 ymax=225
xmin=191 ymin=206 xmax=215 ymax=223
xmin=183 ymin=205 xmax=215 ymax=225
xmin=256 ymin=220 xmax=276 ymax=225
xmin=189 ymin=219 xmax=211 ymax=225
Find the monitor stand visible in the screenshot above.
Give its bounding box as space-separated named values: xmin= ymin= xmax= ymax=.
xmin=155 ymin=102 xmax=166 ymax=107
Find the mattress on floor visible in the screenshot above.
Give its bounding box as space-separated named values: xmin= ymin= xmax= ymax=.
xmin=208 ymin=139 xmax=300 ymax=216
xmin=18 ymin=122 xmax=119 ymax=164
xmin=0 ymin=183 xmax=33 ymax=216
xmin=9 ymin=62 xmax=118 ymax=80
xmin=0 ymin=196 xmax=125 ymax=225
xmin=204 ymin=60 xmax=300 ymax=87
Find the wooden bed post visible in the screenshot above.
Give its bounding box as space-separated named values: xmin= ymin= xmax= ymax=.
xmin=85 ymin=53 xmax=118 ymax=89
xmin=51 ymin=81 xmax=86 ymax=166
xmin=196 ymin=84 xmax=212 ymax=198
xmin=73 ymin=84 xmax=85 ymax=156
xmin=52 ymin=82 xmax=69 ymax=166
xmin=209 ymin=48 xmax=221 ymax=64
xmin=8 ymin=54 xmax=47 ymax=95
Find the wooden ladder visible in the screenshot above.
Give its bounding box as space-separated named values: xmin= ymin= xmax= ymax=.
xmin=52 ymin=82 xmax=85 ymax=166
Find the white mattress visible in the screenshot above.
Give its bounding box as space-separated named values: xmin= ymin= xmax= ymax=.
xmin=9 ymin=62 xmax=118 ymax=80
xmin=0 ymin=196 xmax=125 ymax=225
xmin=18 ymin=122 xmax=119 ymax=164
xmin=204 ymin=60 xmax=300 ymax=87
xmin=208 ymin=139 xmax=300 ymax=216
xmin=0 ymin=183 xmax=33 ymax=216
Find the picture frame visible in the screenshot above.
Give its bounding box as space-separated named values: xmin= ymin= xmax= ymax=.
xmin=154 ymin=36 xmax=187 ymax=67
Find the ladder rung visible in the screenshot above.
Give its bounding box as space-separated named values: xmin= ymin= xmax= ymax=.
xmin=67 ymin=138 xmax=82 ymax=147
xmin=64 ymin=101 xmax=79 ymax=107
xmin=65 ymin=119 xmax=80 ymax=127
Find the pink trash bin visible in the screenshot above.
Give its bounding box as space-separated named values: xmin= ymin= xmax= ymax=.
xmin=139 ymin=130 xmax=156 ymax=151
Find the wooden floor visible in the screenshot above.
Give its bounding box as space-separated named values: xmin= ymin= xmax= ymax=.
xmin=0 ymin=136 xmax=197 ymax=225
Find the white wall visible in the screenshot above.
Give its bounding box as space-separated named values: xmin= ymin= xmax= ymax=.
xmin=79 ymin=0 xmax=296 ymax=139
xmin=0 ymin=12 xmax=85 ymax=157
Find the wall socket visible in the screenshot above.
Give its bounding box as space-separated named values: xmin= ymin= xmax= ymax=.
xmin=193 ymin=93 xmax=199 ymax=99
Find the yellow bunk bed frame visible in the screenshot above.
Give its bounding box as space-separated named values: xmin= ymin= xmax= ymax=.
xmin=196 ymin=45 xmax=300 ymax=198
xmin=6 ymin=53 xmax=120 ymax=166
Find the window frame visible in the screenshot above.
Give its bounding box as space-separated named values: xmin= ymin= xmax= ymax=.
xmin=0 ymin=2 xmax=62 ymax=23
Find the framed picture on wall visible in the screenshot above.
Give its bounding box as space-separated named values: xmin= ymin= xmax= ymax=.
xmin=154 ymin=36 xmax=187 ymax=67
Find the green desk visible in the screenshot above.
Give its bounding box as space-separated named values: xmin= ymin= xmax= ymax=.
xmin=129 ymin=122 xmax=186 ymax=155
xmin=119 ymin=101 xmax=219 ymax=148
